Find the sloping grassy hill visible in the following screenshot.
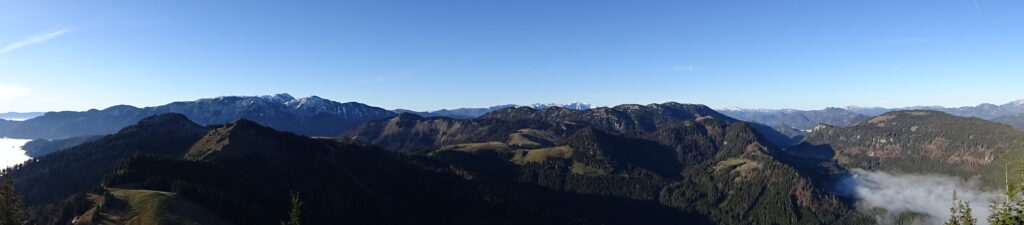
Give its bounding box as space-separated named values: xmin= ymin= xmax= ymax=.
xmin=75 ymin=188 xmax=232 ymax=225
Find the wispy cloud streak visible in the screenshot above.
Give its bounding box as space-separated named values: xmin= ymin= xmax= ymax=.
xmin=0 ymin=29 xmax=73 ymax=55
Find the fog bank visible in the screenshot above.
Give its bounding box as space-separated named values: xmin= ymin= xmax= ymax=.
xmin=839 ymin=169 xmax=1001 ymax=225
xmin=0 ymin=137 xmax=32 ymax=169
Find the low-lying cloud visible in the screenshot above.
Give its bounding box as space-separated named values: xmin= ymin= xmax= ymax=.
xmin=839 ymin=169 xmax=1001 ymax=225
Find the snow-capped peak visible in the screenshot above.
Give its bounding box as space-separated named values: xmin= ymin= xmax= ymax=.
xmin=527 ymin=102 xmax=595 ymax=110
xmin=285 ymin=96 xmax=331 ymax=109
xmin=1008 ymin=99 xmax=1024 ymax=106
xmin=261 ymin=93 xmax=296 ymax=103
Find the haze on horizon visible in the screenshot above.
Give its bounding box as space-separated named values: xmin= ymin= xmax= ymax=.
xmin=2 ymin=0 xmax=1023 ymax=112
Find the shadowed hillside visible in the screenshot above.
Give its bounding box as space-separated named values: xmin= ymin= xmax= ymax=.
xmin=6 ymin=114 xmax=719 ymax=225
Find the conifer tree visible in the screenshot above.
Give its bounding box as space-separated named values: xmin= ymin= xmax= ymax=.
xmin=946 ymin=191 xmax=977 ymax=225
xmin=0 ymin=172 xmax=31 ymax=225
xmin=989 ymin=160 xmax=1024 ymax=225
xmin=282 ymin=192 xmax=303 ymax=225
xmin=988 ymin=199 xmax=1019 ymax=225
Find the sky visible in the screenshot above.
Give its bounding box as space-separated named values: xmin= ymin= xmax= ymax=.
xmin=1 ymin=0 xmax=1023 ymax=112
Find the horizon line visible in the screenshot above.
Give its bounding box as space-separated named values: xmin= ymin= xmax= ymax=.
xmin=3 ymin=93 xmax=1022 ymax=114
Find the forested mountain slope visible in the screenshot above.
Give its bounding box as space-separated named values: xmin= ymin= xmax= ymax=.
xmin=789 ymin=110 xmax=1024 ymax=187
xmin=2 ymin=112 xmax=874 ymax=225
xmin=367 ymin=112 xmax=871 ymax=224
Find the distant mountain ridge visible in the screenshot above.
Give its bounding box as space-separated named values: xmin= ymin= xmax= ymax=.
xmin=0 ymin=112 xmax=44 ymax=121
xmin=720 ymin=107 xmax=869 ymax=131
xmin=720 ymin=99 xmax=1024 ymax=143
xmin=393 ymin=104 xmax=517 ymax=119
xmin=527 ymin=102 xmax=596 ymax=110
xmin=0 ymin=93 xmax=395 ymax=139
xmin=394 ymin=102 xmax=596 ymax=119
xmin=843 ymin=99 xmax=1024 ymax=119
xmin=993 ymin=114 xmax=1024 ymax=130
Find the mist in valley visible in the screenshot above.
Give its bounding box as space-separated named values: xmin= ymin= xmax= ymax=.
xmin=840 ymin=169 xmax=1001 ymax=225
xmin=0 ymin=137 xmax=32 ymax=169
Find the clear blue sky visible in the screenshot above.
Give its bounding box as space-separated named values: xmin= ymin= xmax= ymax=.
xmin=2 ymin=0 xmax=1023 ymax=112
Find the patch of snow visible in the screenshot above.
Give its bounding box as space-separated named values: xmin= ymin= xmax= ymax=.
xmin=527 ymin=102 xmax=595 ymax=110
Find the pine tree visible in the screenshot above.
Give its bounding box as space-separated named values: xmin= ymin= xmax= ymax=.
xmin=946 ymin=191 xmax=977 ymax=225
xmin=282 ymin=192 xmax=303 ymax=225
xmin=989 ymin=161 xmax=1024 ymax=225
xmin=988 ymin=199 xmax=1018 ymax=225
xmin=0 ymin=172 xmax=31 ymax=225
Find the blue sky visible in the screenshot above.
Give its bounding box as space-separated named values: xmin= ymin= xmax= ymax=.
xmin=1 ymin=0 xmax=1023 ymax=112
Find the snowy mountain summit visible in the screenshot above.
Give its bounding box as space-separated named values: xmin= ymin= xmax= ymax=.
xmin=527 ymin=102 xmax=595 ymax=110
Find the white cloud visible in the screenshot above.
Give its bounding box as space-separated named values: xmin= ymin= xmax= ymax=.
xmin=0 ymin=29 xmax=73 ymax=55
xmin=0 ymin=83 xmax=31 ymax=98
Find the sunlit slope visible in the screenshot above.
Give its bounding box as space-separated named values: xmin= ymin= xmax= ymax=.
xmin=74 ymin=188 xmax=232 ymax=225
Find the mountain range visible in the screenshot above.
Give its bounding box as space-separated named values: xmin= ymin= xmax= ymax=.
xmin=993 ymin=114 xmax=1024 ymax=130
xmin=393 ymin=102 xmax=595 ymax=119
xmin=843 ymin=100 xmax=1024 ymax=118
xmin=8 ymin=94 xmax=1023 ymax=143
xmin=0 ymin=94 xmax=395 ymax=140
xmin=0 ymin=112 xmax=44 ymax=121
xmin=0 ymin=96 xmax=597 ymax=141
xmin=720 ymin=99 xmax=1024 ymax=144
xmin=8 ymin=111 xmax=868 ymax=225
xmin=5 ymin=94 xmax=1024 ymax=225
xmin=720 ymin=107 xmax=869 ymax=131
